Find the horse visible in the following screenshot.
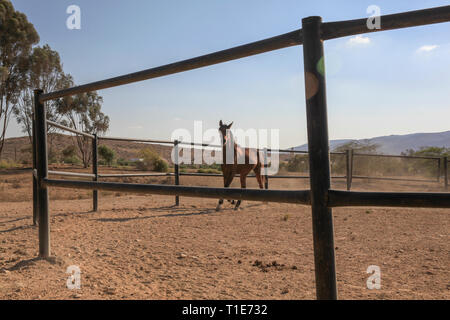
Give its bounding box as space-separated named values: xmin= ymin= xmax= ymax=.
xmin=216 ymin=120 xmax=266 ymax=211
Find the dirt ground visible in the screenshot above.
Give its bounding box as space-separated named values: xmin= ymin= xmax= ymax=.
xmin=0 ymin=168 xmax=449 ymax=300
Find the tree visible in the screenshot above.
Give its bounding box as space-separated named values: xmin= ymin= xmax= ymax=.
xmin=402 ymin=146 xmax=450 ymax=158
xmin=56 ymin=91 xmax=109 ymax=168
xmin=0 ymin=0 xmax=39 ymax=159
xmin=98 ymin=145 xmax=115 ymax=166
xmin=13 ymin=45 xmax=72 ymax=144
xmin=285 ymin=154 xmax=309 ymax=172
xmin=334 ymin=141 xmax=380 ymax=176
xmin=402 ymin=146 xmax=450 ymax=178
xmin=334 ymin=140 xmax=380 ymax=154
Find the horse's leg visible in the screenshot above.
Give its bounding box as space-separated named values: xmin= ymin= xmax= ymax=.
xmin=254 ymin=165 xmax=264 ymax=189
xmin=254 ymin=165 xmax=268 ymax=204
xmin=216 ymin=171 xmax=234 ymax=211
xmin=234 ymin=173 xmax=247 ymax=210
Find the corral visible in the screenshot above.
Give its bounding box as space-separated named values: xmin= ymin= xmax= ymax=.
xmin=22 ymin=5 xmax=450 ymax=300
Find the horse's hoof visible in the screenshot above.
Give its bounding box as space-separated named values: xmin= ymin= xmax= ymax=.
xmin=216 ymin=205 xmax=222 ymax=212
xmin=234 ymin=206 xmax=241 ymax=211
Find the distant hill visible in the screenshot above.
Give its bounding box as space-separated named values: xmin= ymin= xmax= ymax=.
xmin=294 ymin=131 xmax=450 ymax=155
xmin=0 ymin=134 xmax=175 ymax=165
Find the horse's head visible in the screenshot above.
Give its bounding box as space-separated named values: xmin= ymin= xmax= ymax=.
xmin=218 ymin=120 xmax=233 ymax=146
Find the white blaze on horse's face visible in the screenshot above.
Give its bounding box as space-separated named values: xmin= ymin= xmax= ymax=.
xmin=218 ymin=121 xmax=233 ymax=146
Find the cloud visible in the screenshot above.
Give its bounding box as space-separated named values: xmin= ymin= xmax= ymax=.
xmin=346 ymin=35 xmax=371 ymax=46
xmin=416 ymin=45 xmax=439 ymax=53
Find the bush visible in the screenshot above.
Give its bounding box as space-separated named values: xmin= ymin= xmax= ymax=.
xmin=98 ymin=145 xmax=115 ymax=166
xmin=62 ymin=145 xmax=77 ymax=158
xmin=63 ymin=155 xmax=81 ymax=165
xmin=0 ymin=160 xmax=19 ymax=169
xmin=136 ymin=148 xmax=168 ymax=172
xmin=154 ymin=158 xmax=169 ymax=173
xmin=48 ymin=149 xmax=59 ymax=164
xmin=117 ymin=158 xmax=130 ymax=166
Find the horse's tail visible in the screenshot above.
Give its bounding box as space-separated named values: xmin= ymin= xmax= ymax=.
xmin=256 ymin=150 xmax=267 ymax=188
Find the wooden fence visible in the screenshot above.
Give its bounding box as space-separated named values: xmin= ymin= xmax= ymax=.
xmin=32 ymin=6 xmax=450 ymax=300
xmin=37 ymin=130 xmax=448 ymax=211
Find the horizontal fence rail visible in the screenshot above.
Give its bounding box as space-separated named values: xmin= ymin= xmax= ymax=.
xmin=47 ymin=120 xmax=95 ymax=139
xmin=39 ymin=30 xmax=304 ymax=102
xmin=48 ymin=170 xmax=96 ymax=178
xmin=43 ymin=178 xmax=311 ymax=204
xmin=328 ymin=190 xmax=450 ymax=208
xmin=42 ymin=178 xmax=450 ymax=208
xmin=98 ymin=173 xmax=171 ymax=178
xmin=352 ymin=175 xmax=438 ymax=183
xmin=98 ymin=136 xmax=174 ymax=145
xmin=322 ymin=5 xmax=450 ymax=40
xmin=353 ymin=152 xmax=441 ymax=160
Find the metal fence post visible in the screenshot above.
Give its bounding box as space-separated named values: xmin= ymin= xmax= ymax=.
xmin=264 ymin=148 xmax=269 ymax=189
xmin=92 ymin=134 xmax=98 ymax=211
xmin=34 ymin=89 xmax=50 ymax=258
xmin=346 ymin=149 xmax=353 ymax=191
xmin=302 ymin=16 xmax=337 ymax=300
xmin=32 ymin=112 xmax=38 ymax=225
xmin=174 ymin=140 xmax=180 ymax=205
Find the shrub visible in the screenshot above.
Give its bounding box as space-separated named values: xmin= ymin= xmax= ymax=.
xmin=48 ymin=149 xmax=59 ymax=164
xmin=63 ymin=155 xmax=81 ymax=165
xmin=0 ymin=160 xmax=19 ymax=169
xmin=136 ymin=148 xmax=168 ymax=172
xmin=98 ymin=145 xmax=115 ymax=166
xmin=117 ymin=158 xmax=130 ymax=166
xmin=62 ymin=145 xmax=77 ymax=158
xmin=154 ymin=158 xmax=168 ymax=172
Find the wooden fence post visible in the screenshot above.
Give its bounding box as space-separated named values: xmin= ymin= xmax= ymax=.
xmin=444 ymin=157 xmax=448 ymax=190
xmin=174 ymin=140 xmax=180 ymax=205
xmin=34 ymin=89 xmax=50 ymax=258
xmin=302 ymin=16 xmax=337 ymax=300
xmin=437 ymin=158 xmax=441 ymax=183
xmin=264 ymin=148 xmax=269 ymax=189
xmin=92 ymin=134 xmax=98 ymax=211
xmin=350 ymin=149 xmax=354 ymax=187
xmin=346 ymin=149 xmax=353 ymax=191
xmin=32 ymin=112 xmax=38 ymax=225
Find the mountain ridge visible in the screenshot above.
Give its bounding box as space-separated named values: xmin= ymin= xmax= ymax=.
xmin=294 ymin=130 xmax=450 ymax=154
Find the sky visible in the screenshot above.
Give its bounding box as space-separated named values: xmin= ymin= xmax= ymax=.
xmin=7 ymin=0 xmax=450 ymax=148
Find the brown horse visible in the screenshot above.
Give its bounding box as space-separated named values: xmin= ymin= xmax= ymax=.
xmin=216 ymin=120 xmax=265 ymax=211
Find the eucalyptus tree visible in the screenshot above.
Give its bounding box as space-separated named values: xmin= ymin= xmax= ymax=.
xmin=57 ymin=91 xmax=110 ymax=168
xmin=0 ymin=0 xmax=39 ymax=158
xmin=14 ymin=45 xmax=72 ymax=145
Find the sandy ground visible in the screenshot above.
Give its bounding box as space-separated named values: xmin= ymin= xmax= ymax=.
xmin=0 ymin=169 xmax=449 ymax=300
